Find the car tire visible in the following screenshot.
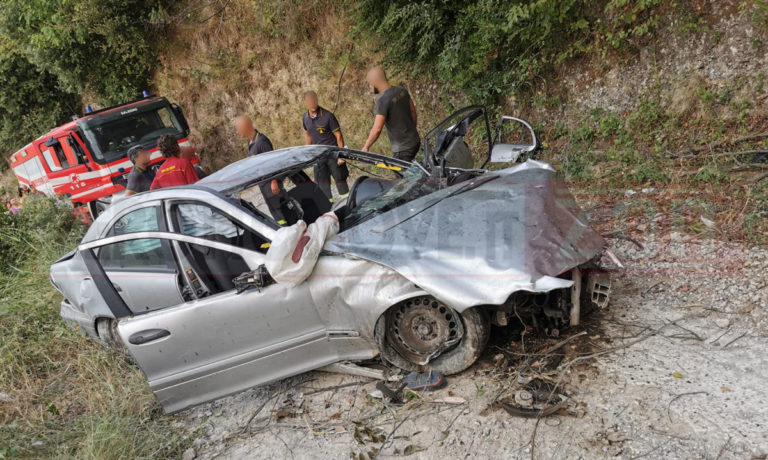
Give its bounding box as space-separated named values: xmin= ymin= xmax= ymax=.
xmin=375 ymin=300 xmax=490 ymax=375
xmin=428 ymin=307 xmax=490 ymax=375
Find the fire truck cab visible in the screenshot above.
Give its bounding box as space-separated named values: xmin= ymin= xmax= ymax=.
xmin=9 ymin=95 xmax=196 ymax=218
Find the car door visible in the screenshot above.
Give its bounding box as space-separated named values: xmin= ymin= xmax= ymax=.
xmin=84 ymin=200 xmax=339 ymax=413
xmin=98 ymin=203 xmax=184 ymax=313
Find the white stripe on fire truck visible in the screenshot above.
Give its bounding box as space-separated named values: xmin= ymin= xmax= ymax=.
xmin=70 ymin=183 xmax=115 ymax=200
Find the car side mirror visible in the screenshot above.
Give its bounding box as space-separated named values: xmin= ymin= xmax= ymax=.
xmin=490 ymin=143 xmax=536 ymax=163
xmin=171 ymin=103 xmax=190 ymax=135
xmin=491 ymin=116 xmax=538 ymax=163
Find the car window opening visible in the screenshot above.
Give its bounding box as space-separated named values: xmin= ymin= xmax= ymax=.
xmin=234 ymin=157 xmax=436 ymax=232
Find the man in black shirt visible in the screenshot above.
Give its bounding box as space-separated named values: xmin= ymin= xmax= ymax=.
xmin=124 ymin=146 xmax=156 ymax=196
xmin=235 ymin=115 xmax=286 ymax=224
xmin=302 ymin=90 xmax=349 ymax=202
xmin=361 ymin=67 xmax=420 ymax=161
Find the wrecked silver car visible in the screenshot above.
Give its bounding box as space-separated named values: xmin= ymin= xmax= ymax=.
xmin=50 ymin=106 xmax=611 ymax=413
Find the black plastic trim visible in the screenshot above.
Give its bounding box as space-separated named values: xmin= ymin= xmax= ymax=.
xmin=81 ymin=248 xmax=132 ymax=318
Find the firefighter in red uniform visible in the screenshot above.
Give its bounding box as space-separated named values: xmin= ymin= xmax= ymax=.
xmin=150 ymin=135 xmax=199 ymax=190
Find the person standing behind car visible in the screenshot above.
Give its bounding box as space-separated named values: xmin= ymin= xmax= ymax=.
xmin=235 ymin=115 xmax=287 ymax=224
xmin=361 ymin=67 xmax=420 ymax=161
xmin=236 ymin=115 xmax=274 ymax=157
xmin=124 ymin=146 xmax=156 ymax=196
xmin=302 ymin=90 xmax=349 ymax=203
xmin=150 ymin=135 xmax=199 ymax=190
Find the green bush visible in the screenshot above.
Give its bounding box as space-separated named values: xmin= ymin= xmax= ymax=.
xmin=0 ymin=0 xmax=174 ymax=168
xmin=354 ymin=0 xmax=592 ymax=100
xmin=0 ymin=51 xmax=79 ymax=171
xmin=0 ymin=196 xmax=84 ymax=274
xmin=0 ymin=0 xmax=173 ymax=105
xmin=353 ymin=0 xmax=672 ymax=101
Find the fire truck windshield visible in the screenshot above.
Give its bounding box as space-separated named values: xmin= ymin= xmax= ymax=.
xmin=81 ymin=105 xmax=184 ymax=164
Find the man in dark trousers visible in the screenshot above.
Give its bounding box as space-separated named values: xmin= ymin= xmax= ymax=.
xmin=361 ymin=67 xmax=420 ymax=161
xmin=124 ymin=146 xmax=156 ymax=196
xmin=235 ymin=115 xmax=287 ymax=224
xmin=302 ymin=90 xmax=349 ymax=203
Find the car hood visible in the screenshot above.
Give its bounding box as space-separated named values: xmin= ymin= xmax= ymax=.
xmin=325 ymin=160 xmax=605 ymax=310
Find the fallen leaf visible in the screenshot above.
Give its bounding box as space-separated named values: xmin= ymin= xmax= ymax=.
xmin=720 ymin=386 xmax=731 ymax=392
xmin=403 ymin=445 xmax=425 ymax=456
xmin=672 ymin=371 xmax=683 ymax=379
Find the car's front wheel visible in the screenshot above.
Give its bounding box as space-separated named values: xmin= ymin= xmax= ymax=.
xmin=375 ymin=296 xmax=490 ymax=375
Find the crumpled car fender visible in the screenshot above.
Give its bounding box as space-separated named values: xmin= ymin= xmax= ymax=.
xmin=307 ymin=255 xmax=428 ymax=340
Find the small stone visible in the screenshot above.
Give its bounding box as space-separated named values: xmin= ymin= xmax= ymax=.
xmin=715 ymin=318 xmax=730 ymax=329
xmin=182 ymin=447 xmax=196 ymax=460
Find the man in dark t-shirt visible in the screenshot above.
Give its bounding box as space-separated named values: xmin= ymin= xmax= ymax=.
xmin=361 ymin=67 xmax=420 ymax=161
xmin=124 ymin=146 xmax=156 ymax=196
xmin=302 ymin=90 xmax=349 ymax=202
xmin=235 ymin=115 xmax=287 ymax=224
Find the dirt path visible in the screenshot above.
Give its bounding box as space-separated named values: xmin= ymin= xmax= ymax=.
xmin=178 ymin=236 xmax=768 ymax=459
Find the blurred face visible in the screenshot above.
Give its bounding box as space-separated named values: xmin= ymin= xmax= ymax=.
xmin=136 ymin=149 xmax=151 ymax=168
xmin=235 ymin=117 xmax=253 ymax=139
xmin=304 ymin=93 xmax=318 ymax=112
xmin=366 ymin=77 xmax=378 ymax=95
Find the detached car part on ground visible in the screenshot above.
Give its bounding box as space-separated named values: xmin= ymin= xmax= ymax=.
xmin=50 ymin=106 xmax=612 ymax=413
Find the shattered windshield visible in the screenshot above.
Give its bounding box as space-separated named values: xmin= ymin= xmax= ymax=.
xmin=82 ymin=105 xmax=183 ymax=164
xmin=345 ymin=165 xmax=432 ymax=225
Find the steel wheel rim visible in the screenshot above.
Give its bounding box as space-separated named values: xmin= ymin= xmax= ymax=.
xmin=386 ymin=296 xmax=464 ymax=365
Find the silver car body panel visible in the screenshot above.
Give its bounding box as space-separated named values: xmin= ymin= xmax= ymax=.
xmin=51 ymin=250 xmax=113 ymax=338
xmin=307 ymin=256 xmax=428 ymax=339
xmin=117 ymin=252 xmax=424 ymax=413
xmin=325 ymin=160 xmax=605 ymax=310
xmin=116 ymin=279 xmax=336 ymax=413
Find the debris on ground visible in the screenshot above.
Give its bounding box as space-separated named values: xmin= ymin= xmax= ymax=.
xmin=404 ymin=370 xmax=444 ymax=391
xmin=178 ymin=234 xmax=768 ymax=458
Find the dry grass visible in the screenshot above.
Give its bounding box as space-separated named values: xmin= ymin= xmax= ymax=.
xmin=0 ymin=198 xmax=190 ymax=458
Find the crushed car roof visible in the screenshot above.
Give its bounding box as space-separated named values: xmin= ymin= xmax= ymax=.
xmin=197 ymin=145 xmax=333 ymax=193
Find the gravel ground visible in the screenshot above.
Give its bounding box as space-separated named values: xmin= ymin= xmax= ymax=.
xmin=175 ymin=234 xmax=768 ymax=459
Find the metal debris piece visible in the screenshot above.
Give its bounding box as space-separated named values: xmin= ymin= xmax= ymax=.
xmin=319 ymin=362 xmax=401 ymax=381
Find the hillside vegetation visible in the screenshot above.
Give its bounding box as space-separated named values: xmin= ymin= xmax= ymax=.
xmin=152 ymin=0 xmax=768 ymax=242
xmin=1 ymin=0 xmax=767 ymax=457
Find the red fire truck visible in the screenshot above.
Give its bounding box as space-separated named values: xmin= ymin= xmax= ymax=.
xmin=9 ymin=95 xmax=197 ymax=218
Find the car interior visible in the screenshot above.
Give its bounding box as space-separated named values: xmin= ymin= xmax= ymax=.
xmin=170 ymin=203 xmax=269 ymax=294
xmin=236 ymin=160 xmax=404 ymax=228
